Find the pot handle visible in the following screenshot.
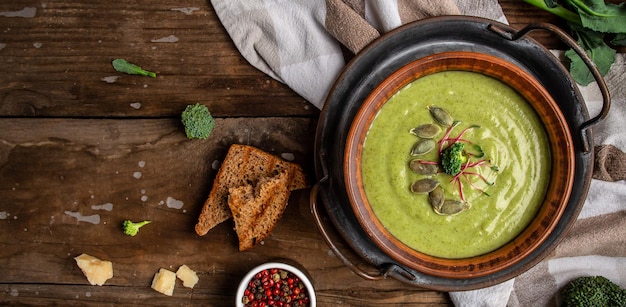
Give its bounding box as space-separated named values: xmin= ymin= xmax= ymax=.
xmin=309 ymin=181 xmax=416 ymax=282
xmin=488 ymin=22 xmax=611 ymax=153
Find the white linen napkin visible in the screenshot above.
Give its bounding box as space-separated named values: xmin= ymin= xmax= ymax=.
xmin=210 ymin=0 xmax=506 ymax=109
xmin=209 ymin=1 xmax=626 ymax=306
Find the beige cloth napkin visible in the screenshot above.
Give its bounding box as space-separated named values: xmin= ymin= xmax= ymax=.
xmin=209 ymin=1 xmax=626 ymax=306
xmin=595 ymin=144 xmax=626 ymax=181
xmin=325 ymin=0 xmax=460 ymax=54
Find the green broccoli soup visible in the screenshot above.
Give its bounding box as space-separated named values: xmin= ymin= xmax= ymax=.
xmin=360 ymin=71 xmax=551 ymax=259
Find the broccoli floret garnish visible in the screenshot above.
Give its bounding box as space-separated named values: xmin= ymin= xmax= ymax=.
xmin=561 ymin=276 xmax=626 ymax=307
xmin=181 ymin=103 xmax=215 ymax=140
xmin=122 ymin=220 xmax=152 ymax=236
xmin=440 ymin=142 xmax=467 ymax=176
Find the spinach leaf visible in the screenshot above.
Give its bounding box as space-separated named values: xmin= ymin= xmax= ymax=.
xmin=565 ymin=26 xmax=616 ymax=85
xmin=112 ymin=59 xmax=156 ymax=78
xmin=524 ymin=0 xmax=624 ymax=85
xmin=567 ymin=0 xmax=626 ymax=33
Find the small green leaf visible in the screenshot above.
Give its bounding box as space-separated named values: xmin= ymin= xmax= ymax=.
xmin=112 ymin=58 xmax=156 ymax=78
xmin=565 ymin=27 xmax=615 ymax=85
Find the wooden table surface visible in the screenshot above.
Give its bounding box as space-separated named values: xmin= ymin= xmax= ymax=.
xmin=0 ymin=1 xmax=569 ymax=306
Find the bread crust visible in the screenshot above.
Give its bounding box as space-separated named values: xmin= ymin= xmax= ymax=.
xmin=194 ymin=144 xmax=307 ymax=236
xmin=229 ymin=170 xmax=290 ymax=251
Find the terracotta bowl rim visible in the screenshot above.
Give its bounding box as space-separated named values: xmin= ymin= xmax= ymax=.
xmin=344 ymin=51 xmax=575 ymax=279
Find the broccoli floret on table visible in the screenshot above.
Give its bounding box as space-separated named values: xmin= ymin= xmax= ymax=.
xmin=561 ymin=276 xmax=626 ymax=307
xmin=122 ymin=220 xmax=152 ymax=236
xmin=181 ymin=103 xmax=215 ymax=139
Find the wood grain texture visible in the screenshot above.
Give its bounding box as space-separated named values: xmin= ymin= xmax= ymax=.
xmin=0 ymin=0 xmax=598 ymax=305
xmin=0 ymin=1 xmax=313 ymax=118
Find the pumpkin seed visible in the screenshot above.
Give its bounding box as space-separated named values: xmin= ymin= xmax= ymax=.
xmin=428 ymin=186 xmax=445 ymax=210
xmin=410 ymin=178 xmax=439 ymax=194
xmin=410 ymin=139 xmax=435 ymax=156
xmin=428 ymin=105 xmax=454 ymax=127
xmin=409 ymin=123 xmax=441 ymax=139
xmin=433 ymin=199 xmax=469 ymax=215
xmin=409 ymin=160 xmax=439 ymax=175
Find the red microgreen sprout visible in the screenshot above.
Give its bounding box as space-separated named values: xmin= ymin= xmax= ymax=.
xmin=417 ymin=120 xmax=497 ymax=203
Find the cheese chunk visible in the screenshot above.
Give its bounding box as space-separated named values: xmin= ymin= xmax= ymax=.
xmin=176 ymin=265 xmax=199 ymax=289
xmin=151 ymin=268 xmax=176 ymax=296
xmin=74 ymin=253 xmax=113 ymax=286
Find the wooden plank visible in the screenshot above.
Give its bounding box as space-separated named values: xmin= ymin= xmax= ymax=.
xmin=0 ymin=282 xmax=450 ymax=306
xmin=0 ymin=117 xmax=450 ymax=305
xmin=0 ymin=1 xmax=313 ymax=118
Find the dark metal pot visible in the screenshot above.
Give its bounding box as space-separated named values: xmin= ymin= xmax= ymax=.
xmin=310 ymin=16 xmax=610 ymax=291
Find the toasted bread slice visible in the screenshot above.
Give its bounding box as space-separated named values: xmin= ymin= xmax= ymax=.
xmin=228 ymin=170 xmax=290 ymax=251
xmin=194 ymin=144 xmax=307 ymax=236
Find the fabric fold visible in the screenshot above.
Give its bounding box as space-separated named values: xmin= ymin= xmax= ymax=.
xmin=324 ymin=0 xmax=380 ymax=54
xmin=594 ymin=144 xmax=626 ymax=181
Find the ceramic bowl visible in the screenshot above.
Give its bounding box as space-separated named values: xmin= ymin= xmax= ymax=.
xmin=343 ymin=51 xmax=575 ymax=279
xmin=235 ymin=262 xmax=316 ymax=307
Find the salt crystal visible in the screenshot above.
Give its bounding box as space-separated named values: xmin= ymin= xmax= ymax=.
xmin=171 ymin=7 xmax=199 ymax=15
xmin=64 ymin=211 xmax=100 ymax=224
xmin=133 ymin=172 xmax=142 ymax=179
xmin=211 ymin=160 xmax=221 ymax=170
xmin=101 ymin=76 xmax=119 ymax=83
xmin=166 ymin=197 xmax=183 ymax=209
xmin=91 ymin=203 xmax=113 ymax=211
xmin=281 ymin=153 xmax=295 ymax=161
xmin=151 ymin=35 xmax=178 ymax=43
xmin=0 ymin=7 xmax=37 ymax=18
